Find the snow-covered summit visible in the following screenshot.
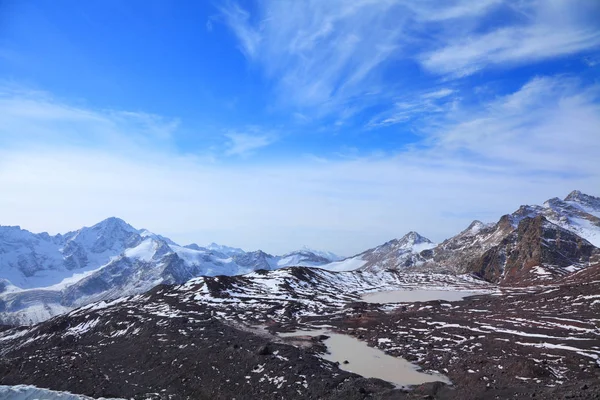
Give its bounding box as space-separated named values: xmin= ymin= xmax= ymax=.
xmin=205 ymin=242 xmax=246 ymax=256
xmin=564 ymin=190 xmax=600 ymax=218
xmin=276 ymin=250 xmax=331 ymax=268
xmin=321 ymin=231 xmax=435 ymax=272
xmin=538 ymin=191 xmax=600 ymax=247
xmin=299 ymin=246 xmax=342 ymax=261
xmin=405 ymin=191 xmax=600 ymax=283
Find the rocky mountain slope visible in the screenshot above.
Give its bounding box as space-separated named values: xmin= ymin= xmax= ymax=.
xmin=1 ymin=191 xmax=599 ymax=399
xmin=416 ymin=190 xmax=600 ymax=284
xmin=332 ymin=191 xmax=600 ymax=286
xmin=0 ymin=219 xmax=338 ymax=325
xmin=324 ymin=232 xmax=435 ymax=272
xmin=466 ymin=215 xmax=600 ymax=284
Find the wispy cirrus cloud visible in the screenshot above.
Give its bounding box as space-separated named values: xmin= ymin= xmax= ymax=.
xmin=224 ymin=129 xmax=277 ymax=156
xmin=366 ymin=87 xmax=457 ymax=128
xmin=219 ymin=0 xmax=407 ymax=114
xmin=421 ymin=26 xmax=600 ymax=78
xmin=220 ymin=0 xmax=600 ymax=120
xmin=427 ymin=76 xmax=600 ymax=174
xmin=417 ymin=0 xmax=600 ymax=76
xmin=219 ymin=1 xmax=262 ymax=58
xmin=0 ymin=86 xmax=180 ymax=152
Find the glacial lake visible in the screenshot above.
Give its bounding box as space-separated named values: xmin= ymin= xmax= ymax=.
xmin=361 ymin=289 xmax=482 ymax=304
xmin=279 ymin=330 xmax=450 ymax=387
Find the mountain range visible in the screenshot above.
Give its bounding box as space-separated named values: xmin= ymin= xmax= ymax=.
xmin=326 ymin=190 xmax=600 ymax=285
xmin=1 ymin=190 xmax=599 ymax=325
xmin=0 ymin=219 xmax=338 ymax=324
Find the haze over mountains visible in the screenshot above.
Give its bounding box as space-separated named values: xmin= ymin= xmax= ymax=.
xmin=1 ymin=190 xmax=599 ymax=325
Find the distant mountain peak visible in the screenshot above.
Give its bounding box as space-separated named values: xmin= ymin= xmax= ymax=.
xmin=460 ymin=220 xmax=491 ymax=236
xmin=91 ymin=217 xmax=138 ymax=233
xmin=565 ymin=190 xmax=584 ymax=201
xmin=401 ymin=231 xmax=432 ymax=244
xmin=183 ymin=243 xmax=205 ymax=251
xmin=564 ymin=190 xmax=600 ymax=207
xmin=299 ymin=246 xmax=342 ymax=261
xmin=206 ymin=242 xmax=245 ymax=256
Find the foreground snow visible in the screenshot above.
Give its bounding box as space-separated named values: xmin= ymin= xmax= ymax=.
xmin=0 ymin=385 xmax=123 ymax=400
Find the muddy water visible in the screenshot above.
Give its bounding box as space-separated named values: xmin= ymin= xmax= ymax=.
xmin=362 ymin=289 xmax=481 ymax=304
xmin=279 ymin=330 xmax=450 ymax=387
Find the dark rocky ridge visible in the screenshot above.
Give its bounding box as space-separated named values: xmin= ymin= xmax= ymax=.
xmin=404 ymin=191 xmax=600 ymax=286
xmin=467 ymin=215 xmax=600 ymax=284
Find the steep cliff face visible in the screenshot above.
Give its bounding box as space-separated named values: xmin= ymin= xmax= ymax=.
xmin=468 ymin=216 xmax=600 ymax=285
xmin=416 ymin=217 xmax=514 ymax=274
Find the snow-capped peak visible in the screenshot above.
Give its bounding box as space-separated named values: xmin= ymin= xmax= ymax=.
xmin=462 ymin=220 xmax=489 ymax=236
xmin=139 ymin=229 xmax=179 ymax=246
xmin=183 ymin=243 xmax=206 ymax=251
xmin=299 ymin=246 xmax=342 ymax=261
xmin=90 ymin=217 xmax=138 ymax=234
xmin=206 ymin=242 xmax=246 ymax=256
xmin=400 ymin=231 xmax=432 ymax=246
xmin=564 ymin=190 xmax=600 ymax=216
xmin=565 ymin=190 xmax=586 ymax=202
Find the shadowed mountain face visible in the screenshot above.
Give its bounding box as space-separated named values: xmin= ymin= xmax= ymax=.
xmin=467 ymin=215 xmax=600 ymax=284
xmin=1 ymin=192 xmax=600 ymax=399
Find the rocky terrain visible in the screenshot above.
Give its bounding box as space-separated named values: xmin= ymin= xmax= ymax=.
xmin=0 ymin=263 xmax=598 ymax=399
xmin=1 ymin=266 xmax=479 ymax=399
xmin=414 ymin=191 xmax=600 ymax=284
xmin=325 ymin=264 xmax=600 ymax=399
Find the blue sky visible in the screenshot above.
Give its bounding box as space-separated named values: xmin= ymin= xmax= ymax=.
xmin=0 ymin=0 xmax=599 ymax=255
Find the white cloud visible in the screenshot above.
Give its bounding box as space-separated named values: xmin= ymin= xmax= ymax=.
xmin=0 ymin=87 xmax=180 ymax=153
xmin=420 ymin=0 xmax=600 ymax=76
xmin=367 ymin=87 xmax=457 ymax=128
xmin=411 ymin=0 xmax=501 ymax=21
xmin=218 ymin=1 xmax=261 ymax=58
xmin=427 ymin=76 xmax=600 ymax=174
xmin=421 ymin=88 xmax=455 ymax=99
xmin=219 ymin=0 xmax=407 ymax=114
xmin=224 ymin=130 xmax=276 ymax=156
xmin=219 ymin=0 xmax=600 ymax=117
